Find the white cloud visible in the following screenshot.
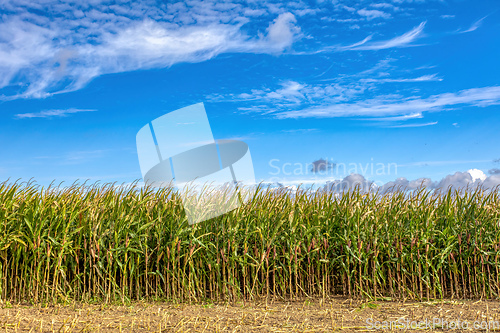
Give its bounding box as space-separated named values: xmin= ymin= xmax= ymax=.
xmin=342 ymin=21 xmax=426 ymax=51
xmin=322 ymin=171 xmax=500 ymax=194
xmin=281 ymin=128 xmax=318 ymax=134
xmin=360 ymin=74 xmax=442 ymax=83
xmin=357 ymin=9 xmax=392 ymax=20
xmin=377 ymin=177 xmax=435 ymax=193
xmin=262 ymin=12 xmax=301 ymax=52
xmin=221 ymin=79 xmax=366 ymax=109
xmin=225 ymin=75 xmax=500 ymax=120
xmin=370 ymin=3 xmax=399 ymax=10
xmin=387 ymin=121 xmax=437 ymax=128
xmin=436 ymin=171 xmax=478 ymax=191
xmin=323 ymin=173 xmax=375 ymax=193
xmin=213 ymin=40 xmax=499 ymax=122
xmin=340 ymin=35 xmax=373 ymax=50
xmin=459 ymin=16 xmax=488 ymax=33
xmin=467 ymin=168 xmax=487 ymax=182
xmin=363 ymin=112 xmax=423 ymax=121
xmin=483 ymin=175 xmax=500 ymax=189
xmin=15 ymin=108 xmax=97 ymax=119
xmin=0 ymin=0 xmax=442 ymax=100
xmin=0 ymin=1 xmax=302 ymax=100
xmin=35 ymin=149 xmax=109 ymax=165
xmin=276 ymin=85 xmax=500 ymax=118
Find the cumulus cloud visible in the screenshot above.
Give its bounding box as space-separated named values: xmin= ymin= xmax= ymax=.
xmin=377 ymin=177 xmax=435 ymax=193
xmin=266 ymin=168 xmax=500 ymax=194
xmin=436 ymin=171 xmax=478 ymax=191
xmin=0 ymin=1 xmax=302 ymax=100
xmin=482 ymin=175 xmax=500 ymax=189
xmin=320 ymin=169 xmax=499 ymax=194
xmin=263 ymin=12 xmax=301 ymax=51
xmin=467 ymin=168 xmax=487 ymax=182
xmin=416 ymin=169 xmax=493 ymax=192
xmin=323 ymin=173 xmax=375 ymax=193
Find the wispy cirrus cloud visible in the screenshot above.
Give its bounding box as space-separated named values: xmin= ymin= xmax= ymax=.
xmin=458 ymin=15 xmax=488 ymax=33
xmin=341 ymin=21 xmax=426 ymax=51
xmin=281 ymin=128 xmax=318 ymax=134
xmin=34 ymin=149 xmax=106 ymax=164
xmin=359 ymin=113 xmax=424 ymax=123
xmin=370 ymin=3 xmax=400 ymax=11
xmin=15 ymin=108 xmax=97 ymax=119
xmin=211 ymin=79 xmax=367 ymax=108
xmin=386 ymin=121 xmax=438 ymax=128
xmin=0 ymin=0 xmax=481 ymax=102
xmin=0 ymin=1 xmax=303 ymax=100
xmin=0 ymin=0 xmax=451 ymax=101
xmin=360 ymin=74 xmax=442 ymax=83
xmin=211 ymin=31 xmax=500 ymax=123
xmin=277 ymin=85 xmax=500 ymax=119
xmin=219 ymin=75 xmax=500 ymax=122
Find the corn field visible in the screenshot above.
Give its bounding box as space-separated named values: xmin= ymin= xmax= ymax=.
xmin=1 ymin=180 xmax=500 ymax=304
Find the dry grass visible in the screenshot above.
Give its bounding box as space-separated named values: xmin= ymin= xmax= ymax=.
xmin=2 ymin=298 xmax=500 ymax=332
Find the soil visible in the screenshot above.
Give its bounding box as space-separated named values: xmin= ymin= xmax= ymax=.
xmin=1 ymin=297 xmax=500 ymax=332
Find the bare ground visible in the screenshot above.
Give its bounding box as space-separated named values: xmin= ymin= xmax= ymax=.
xmin=1 ymin=297 xmax=500 ymax=332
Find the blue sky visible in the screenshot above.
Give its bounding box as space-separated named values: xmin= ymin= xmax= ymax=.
xmin=1 ymin=0 xmax=499 ymax=190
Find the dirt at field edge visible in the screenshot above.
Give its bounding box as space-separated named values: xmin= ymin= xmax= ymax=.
xmin=1 ymin=297 xmax=500 ymax=332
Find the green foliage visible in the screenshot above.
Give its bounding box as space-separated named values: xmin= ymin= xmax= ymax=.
xmin=0 ymin=179 xmax=499 ymax=303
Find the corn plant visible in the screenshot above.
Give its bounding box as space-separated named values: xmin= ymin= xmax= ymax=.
xmin=0 ymin=179 xmax=499 ymax=303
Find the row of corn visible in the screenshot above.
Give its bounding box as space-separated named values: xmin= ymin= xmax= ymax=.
xmin=0 ymin=180 xmax=499 ymax=303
